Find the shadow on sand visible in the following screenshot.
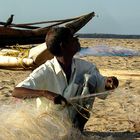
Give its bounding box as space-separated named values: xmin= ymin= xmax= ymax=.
xmin=84 ymin=131 xmax=140 ymax=140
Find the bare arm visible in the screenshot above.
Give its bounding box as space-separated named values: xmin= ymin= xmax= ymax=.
xmin=12 ymin=87 xmax=67 ymax=105
xmin=12 ymin=87 xmax=58 ymax=101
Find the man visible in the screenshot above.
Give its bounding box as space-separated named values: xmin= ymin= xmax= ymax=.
xmin=12 ymin=27 xmax=119 ymax=131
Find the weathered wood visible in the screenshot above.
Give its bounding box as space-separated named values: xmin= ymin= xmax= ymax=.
xmin=0 ymin=22 xmax=39 ymax=29
xmin=0 ymin=56 xmax=34 ymax=68
xmin=0 ymin=16 xmax=79 ymax=29
xmin=0 ymin=43 xmax=53 ymax=69
xmin=0 ymin=12 xmax=95 ymax=46
xmin=11 ymin=16 xmax=79 ymax=27
xmin=0 ymin=26 xmax=47 ymax=46
xmin=66 ymin=12 xmax=95 ymax=34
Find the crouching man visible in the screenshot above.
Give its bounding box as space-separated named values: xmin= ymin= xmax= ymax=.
xmin=12 ymin=27 xmax=119 ymax=132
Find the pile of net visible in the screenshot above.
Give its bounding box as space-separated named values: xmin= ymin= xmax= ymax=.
xmin=0 ymin=97 xmax=72 ymax=140
xmin=0 ymin=96 xmax=113 ymax=140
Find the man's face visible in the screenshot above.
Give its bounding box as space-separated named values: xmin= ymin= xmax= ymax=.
xmin=105 ymin=77 xmax=118 ymax=90
xmin=62 ymin=35 xmax=81 ymax=57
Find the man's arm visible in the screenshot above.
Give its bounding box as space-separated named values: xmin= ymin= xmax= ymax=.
xmin=12 ymin=87 xmax=67 ymax=105
xmin=12 ymin=87 xmax=58 ymax=100
xmin=88 ymin=66 xmax=119 ymax=99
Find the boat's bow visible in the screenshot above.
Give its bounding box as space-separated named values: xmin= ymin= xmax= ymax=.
xmin=65 ymin=12 xmax=95 ymax=34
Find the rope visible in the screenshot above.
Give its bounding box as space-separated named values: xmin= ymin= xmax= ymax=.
xmin=17 ymin=56 xmax=29 ymax=69
xmin=17 ymin=49 xmax=31 ymax=69
xmin=69 ymin=102 xmax=91 ymax=120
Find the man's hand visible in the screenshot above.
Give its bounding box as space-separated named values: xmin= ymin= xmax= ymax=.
xmin=53 ymin=95 xmax=67 ymax=106
xmin=105 ymin=76 xmax=119 ymax=90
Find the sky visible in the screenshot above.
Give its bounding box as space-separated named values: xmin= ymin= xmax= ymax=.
xmin=0 ymin=0 xmax=140 ymax=35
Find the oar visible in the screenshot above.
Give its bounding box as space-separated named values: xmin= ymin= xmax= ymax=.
xmin=13 ymin=17 xmax=80 ymax=26
xmin=0 ymin=16 xmax=80 ymax=29
xmin=0 ymin=22 xmax=39 ymax=29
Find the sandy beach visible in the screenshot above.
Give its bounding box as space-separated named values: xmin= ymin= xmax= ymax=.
xmin=80 ymin=38 xmax=140 ymax=139
xmin=0 ymin=38 xmax=140 ymax=139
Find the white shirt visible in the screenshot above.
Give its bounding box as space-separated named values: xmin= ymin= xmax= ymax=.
xmin=17 ymin=57 xmax=107 ymax=121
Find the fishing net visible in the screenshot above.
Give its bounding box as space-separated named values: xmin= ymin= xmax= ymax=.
xmin=78 ymin=46 xmax=140 ymax=57
xmin=0 ymin=96 xmax=117 ymax=140
xmin=0 ymin=97 xmax=72 ymax=140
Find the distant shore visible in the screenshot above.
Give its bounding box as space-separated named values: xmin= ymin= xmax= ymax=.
xmin=77 ymin=33 xmax=140 ymax=39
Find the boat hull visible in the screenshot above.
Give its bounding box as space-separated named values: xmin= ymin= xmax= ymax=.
xmin=0 ymin=12 xmax=95 ymax=46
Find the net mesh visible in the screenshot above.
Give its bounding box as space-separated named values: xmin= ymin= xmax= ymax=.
xmin=0 ymin=97 xmax=114 ymax=140
xmin=0 ymin=97 xmax=73 ymax=140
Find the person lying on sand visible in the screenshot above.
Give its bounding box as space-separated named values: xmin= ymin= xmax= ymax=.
xmin=12 ymin=27 xmax=119 ymax=132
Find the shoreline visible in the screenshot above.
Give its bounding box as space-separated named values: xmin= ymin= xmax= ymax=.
xmin=78 ymin=33 xmax=140 ymax=39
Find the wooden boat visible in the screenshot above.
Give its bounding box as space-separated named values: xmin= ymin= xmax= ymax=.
xmin=0 ymin=12 xmax=95 ymax=69
xmin=0 ymin=12 xmax=95 ymax=47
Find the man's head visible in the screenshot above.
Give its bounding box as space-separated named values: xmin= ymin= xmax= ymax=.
xmin=105 ymin=76 xmax=119 ymax=90
xmin=45 ymin=27 xmax=81 ymax=57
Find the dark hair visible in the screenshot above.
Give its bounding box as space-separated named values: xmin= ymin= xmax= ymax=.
xmin=45 ymin=27 xmax=72 ymax=56
xmin=112 ymin=76 xmax=119 ymax=88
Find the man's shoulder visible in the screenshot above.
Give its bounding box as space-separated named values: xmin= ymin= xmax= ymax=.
xmin=74 ymin=58 xmax=96 ymax=68
xmin=32 ymin=59 xmax=54 ymax=74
